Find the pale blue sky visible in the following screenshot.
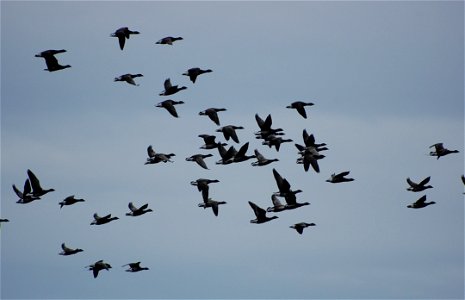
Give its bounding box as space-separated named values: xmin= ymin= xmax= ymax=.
xmin=1 ymin=1 xmax=464 ymax=299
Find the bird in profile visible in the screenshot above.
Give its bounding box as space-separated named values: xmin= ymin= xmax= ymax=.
xmin=326 ymin=171 xmax=354 ymax=183
xmin=216 ymin=125 xmax=244 ymax=143
xmin=295 ymin=129 xmax=327 ymax=173
xmin=248 ymin=201 xmax=278 ymax=224
xmin=90 ymin=213 xmax=119 ymax=225
xmin=429 ymin=143 xmax=459 ymax=159
xmin=272 ymin=168 xmax=303 ymax=200
xmin=159 ymin=78 xmax=187 ymax=96
xmin=111 ymin=27 xmax=139 ymax=50
xmin=406 ymin=176 xmax=433 ymax=192
xmin=13 ymin=179 xmax=40 ymax=204
xmin=407 ymin=195 xmax=436 ymax=209
xmin=230 ymin=142 xmax=256 ymax=163
xmin=156 ymin=99 xmax=184 ymax=118
xmin=254 ymin=113 xmax=285 ymax=141
xmin=290 ymin=222 xmax=316 ymax=234
xmin=199 ymin=108 xmax=227 ymax=126
xmin=122 ymin=262 xmax=149 ymax=272
xmin=86 ymin=260 xmax=112 ymax=278
xmin=59 ymin=243 xmax=84 ymax=256
xmin=262 ymin=135 xmax=293 ymax=152
xmin=114 ymin=73 xmax=143 ymax=86
xmin=27 ymin=169 xmax=55 ymax=198
xmin=186 ymin=154 xmax=214 ymax=169
xmin=286 ymin=101 xmax=314 ymax=119
xmin=59 ymin=195 xmax=85 ymax=208
xmin=35 ymin=49 xmax=71 ymax=72
xmin=156 ymin=36 xmax=183 ymax=45
xmin=251 ymin=149 xmax=279 ymax=166
xmin=183 ymin=67 xmax=213 ymax=83
xmin=145 ymin=145 xmax=175 ymax=164
xmin=198 ymin=134 xmax=227 ymax=150
xmin=190 ymin=178 xmax=220 ymax=202
xmin=126 ymin=202 xmax=153 ymax=217
xmin=198 ymin=198 xmax=227 ymax=217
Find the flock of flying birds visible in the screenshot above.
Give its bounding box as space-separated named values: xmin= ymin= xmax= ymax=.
xmin=3 ymin=26 xmax=463 ymax=279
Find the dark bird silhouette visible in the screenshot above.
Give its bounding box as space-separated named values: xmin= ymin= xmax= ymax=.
xmin=262 ymin=135 xmax=293 ymax=152
xmin=186 ymin=154 xmax=214 ymax=169
xmin=59 ymin=195 xmax=85 ymax=208
xmin=199 ymin=108 xmax=227 ymax=126
xmin=254 ymin=113 xmax=284 ymax=140
xmin=230 ymin=142 xmax=256 ymax=163
xmin=114 ymin=73 xmax=143 ymax=86
xmin=266 ymin=194 xmax=287 ymax=213
xmin=251 ymin=149 xmax=279 ymax=166
xmin=216 ymin=125 xmax=244 ymax=143
xmin=198 ymin=198 xmax=227 ymax=217
xmin=407 ymin=195 xmax=436 ymax=209
xmin=183 ymin=67 xmax=212 ymax=83
xmin=326 ymin=171 xmax=354 ymax=183
xmin=156 ymin=36 xmax=183 ymax=45
xmin=123 ymin=262 xmax=149 ymax=272
xmin=145 ymin=145 xmax=175 ymax=164
xmin=156 ymin=99 xmax=184 ymax=117
xmin=159 ymin=78 xmax=187 ymax=96
xmin=90 ymin=213 xmax=119 ymax=225
xmin=249 ymin=201 xmax=278 ymax=224
xmin=190 ymin=178 xmax=220 ymax=202
xmin=272 ymin=168 xmax=302 ymax=199
xmin=111 ymin=27 xmax=139 ymax=50
xmin=286 ymin=101 xmax=314 ymax=119
xmin=429 ymin=143 xmax=459 ymax=159
xmin=215 ymin=144 xmax=236 ymax=165
xmin=35 ymin=49 xmax=71 ymax=72
xmin=126 ymin=202 xmax=153 ymax=217
xmin=59 ymin=243 xmax=83 ymax=256
xmin=86 ymin=260 xmax=112 ymax=278
xmin=406 ymin=176 xmax=433 ymax=192
xmin=290 ymin=222 xmax=316 ymax=234
xmin=13 ymin=179 xmax=40 ymax=204
xmin=198 ymin=134 xmax=227 ymax=150
xmin=27 ymin=169 xmax=55 ymax=198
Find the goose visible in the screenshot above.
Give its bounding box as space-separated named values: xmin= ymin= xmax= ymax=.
xmin=59 ymin=195 xmax=85 ymax=208
xmin=13 ymin=179 xmax=41 ymax=204
xmin=262 ymin=135 xmax=293 ymax=152
xmin=156 ymin=36 xmax=183 ymax=45
xmin=429 ymin=143 xmax=459 ymax=159
xmin=126 ymin=202 xmax=153 ymax=217
xmin=282 ymin=192 xmax=308 ymax=210
xmin=290 ymin=222 xmax=316 ymax=234
xmin=90 ymin=213 xmax=119 ymax=225
xmin=407 ymin=195 xmax=436 ymax=209
xmin=186 ymin=154 xmax=213 ymax=169
xmin=86 ymin=260 xmax=112 ymax=278
xmin=266 ymin=194 xmax=287 ymax=212
xmin=114 ymin=73 xmax=143 ymax=86
xmin=190 ymin=178 xmax=220 ymax=202
xmin=286 ymin=101 xmax=314 ymax=119
xmin=111 ymin=27 xmax=139 ymax=50
xmin=296 ymin=145 xmax=325 ymax=173
xmin=27 ymin=169 xmax=55 ymax=197
xmin=123 ymin=262 xmax=149 ymax=272
xmin=230 ymin=142 xmax=256 ymax=163
xmin=272 ymin=168 xmax=302 ymax=198
xmin=326 ymin=171 xmax=354 ymax=183
xmin=302 ymin=129 xmax=328 ymax=151
xmin=199 ymin=108 xmax=226 ymax=126
xmin=145 ymin=145 xmax=175 ymax=164
xmin=183 ymin=67 xmax=212 ymax=83
xmin=35 ymin=49 xmax=71 ymax=72
xmin=59 ymin=243 xmax=83 ymax=256
xmin=198 ymin=198 xmax=227 ymax=216
xmin=249 ymin=201 xmax=278 ymax=224
xmin=216 ymin=125 xmax=244 ymax=143
xmin=159 ymin=78 xmax=187 ymax=96
xmin=251 ymin=149 xmax=279 ymax=166
xmin=215 ymin=144 xmax=236 ymax=165
xmin=406 ymin=176 xmax=433 ymax=192
xmin=254 ymin=113 xmax=284 ymax=140
xmin=156 ymin=99 xmax=184 ymax=118
xmin=198 ymin=134 xmax=227 ymax=150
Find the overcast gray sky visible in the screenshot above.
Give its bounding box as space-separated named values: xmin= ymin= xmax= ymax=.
xmin=1 ymin=1 xmax=464 ymax=299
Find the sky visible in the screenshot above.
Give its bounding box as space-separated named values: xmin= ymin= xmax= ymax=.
xmin=1 ymin=1 xmax=464 ymax=299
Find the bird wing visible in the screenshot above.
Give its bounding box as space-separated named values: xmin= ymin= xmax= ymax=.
xmin=263 ymin=114 xmax=272 ymax=130
xmin=295 ymin=226 xmax=304 ymax=234
xmin=339 ymin=171 xmax=351 ymax=177
xmin=27 ymin=169 xmax=42 ymax=192
xmin=272 ymin=169 xmax=285 ymax=190
xmin=248 ymin=201 xmax=265 ymax=218
xmin=61 ymin=243 xmax=72 ymax=252
xmin=416 ymin=195 xmax=427 ymax=204
xmin=12 ymin=184 xmax=24 ymax=198
xmin=147 ymin=145 xmax=156 ymax=158
xmin=163 ymin=102 xmax=179 ymax=118
xmin=128 ymin=202 xmax=138 ymax=212
xmin=255 ymin=114 xmax=265 ymax=129
xmin=236 ymin=142 xmax=249 ymax=157
xmin=195 ymin=157 xmax=209 ymax=169
xmin=254 ymin=149 xmax=265 ymax=161
xmin=271 ymin=194 xmax=283 ymax=207
xmin=93 ymin=213 xmax=101 ymax=220
xmin=406 ymin=177 xmax=418 ymax=187
xmin=211 ymin=202 xmax=219 ymax=216
xmin=296 ymin=104 xmax=307 ymax=118
xmin=164 ymin=78 xmax=172 ymax=90
xmin=418 ymin=176 xmax=431 ymax=186
xmin=207 ymin=110 xmax=220 ymax=126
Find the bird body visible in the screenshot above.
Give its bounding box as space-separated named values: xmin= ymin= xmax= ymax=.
xmin=13 ymin=179 xmax=41 ymax=204
xmin=249 ymin=201 xmax=278 ymax=224
xmin=186 ymin=154 xmax=213 ymax=169
xmin=156 ymin=36 xmax=183 ymax=45
xmin=406 ymin=176 xmax=433 ymax=192
xmin=286 ymin=101 xmax=314 ymax=119
xmin=87 ymin=260 xmax=112 ymax=278
xmin=126 ymin=202 xmax=153 ymax=216
xmin=123 ymin=262 xmax=149 ymax=272
xmin=35 ymin=49 xmax=71 ymax=72
xmin=216 ymin=125 xmax=244 ymax=143
xmin=183 ymin=67 xmax=212 ymax=83
xmin=199 ymin=108 xmax=226 ymax=126
xmin=111 ymin=27 xmax=139 ymax=50
xmin=159 ymin=78 xmax=187 ymax=96
xmin=429 ymin=143 xmax=459 ymax=159
xmin=190 ymin=178 xmax=220 ymax=202
xmin=114 ymin=73 xmax=143 ymax=86
xmin=27 ymin=169 xmax=55 ymax=198
xmin=145 ymin=145 xmax=175 ymax=164
xmin=290 ymin=222 xmax=316 ymax=234
xmin=326 ymin=171 xmax=354 ymax=183
xmin=156 ymin=99 xmax=184 ymax=117
xmin=198 ymin=198 xmax=227 ymax=216
xmin=59 ymin=195 xmax=85 ymax=208
xmin=90 ymin=213 xmax=119 ymax=225
xmin=59 ymin=243 xmax=83 ymax=256
xmin=407 ymin=195 xmax=436 ymax=209
xmin=251 ymin=149 xmax=279 ymax=166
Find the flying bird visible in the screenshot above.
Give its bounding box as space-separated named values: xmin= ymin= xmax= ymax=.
xmin=290 ymin=222 xmax=316 ymax=234
xmin=59 ymin=195 xmax=85 ymax=208
xmin=145 ymin=145 xmax=175 ymax=164
xmin=190 ymin=178 xmax=220 ymax=202
xmin=199 ymin=108 xmax=227 ymax=126
xmin=159 ymin=78 xmax=187 ymax=96
xmin=407 ymin=195 xmax=436 ymax=209
xmin=86 ymin=260 xmax=112 ymax=278
xmin=27 ymin=169 xmax=55 ymax=198
xmin=59 ymin=243 xmax=84 ymax=256
xmin=251 ymin=149 xmax=279 ymax=166
xmin=90 ymin=213 xmax=119 ymax=225
xmin=198 ymin=134 xmax=227 ymax=150
xmin=406 ymin=176 xmax=433 ymax=192
xmin=286 ymin=101 xmax=314 ymax=119
xmin=182 ymin=67 xmax=212 ymax=83
xmin=248 ymin=201 xmax=278 ymax=224
xmin=429 ymin=143 xmax=459 ymax=159
xmin=114 ymin=73 xmax=143 ymax=86
xmin=111 ymin=27 xmax=139 ymax=50
xmin=122 ymin=262 xmax=149 ymax=272
xmin=216 ymin=125 xmax=244 ymax=143
xmin=198 ymin=198 xmax=227 ymax=217
xmin=156 ymin=100 xmax=184 ymax=118
xmin=13 ymin=179 xmax=40 ymax=204
xmin=326 ymin=171 xmax=354 ymax=183
xmin=126 ymin=202 xmax=153 ymax=217
xmin=35 ymin=49 xmax=71 ymax=72
xmin=186 ymin=154 xmax=214 ymax=169
xmin=156 ymin=36 xmax=183 ymax=45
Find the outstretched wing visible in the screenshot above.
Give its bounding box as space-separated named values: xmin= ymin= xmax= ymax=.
xmin=128 ymin=202 xmax=138 ymax=212
xmin=27 ymin=169 xmax=42 ymax=192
